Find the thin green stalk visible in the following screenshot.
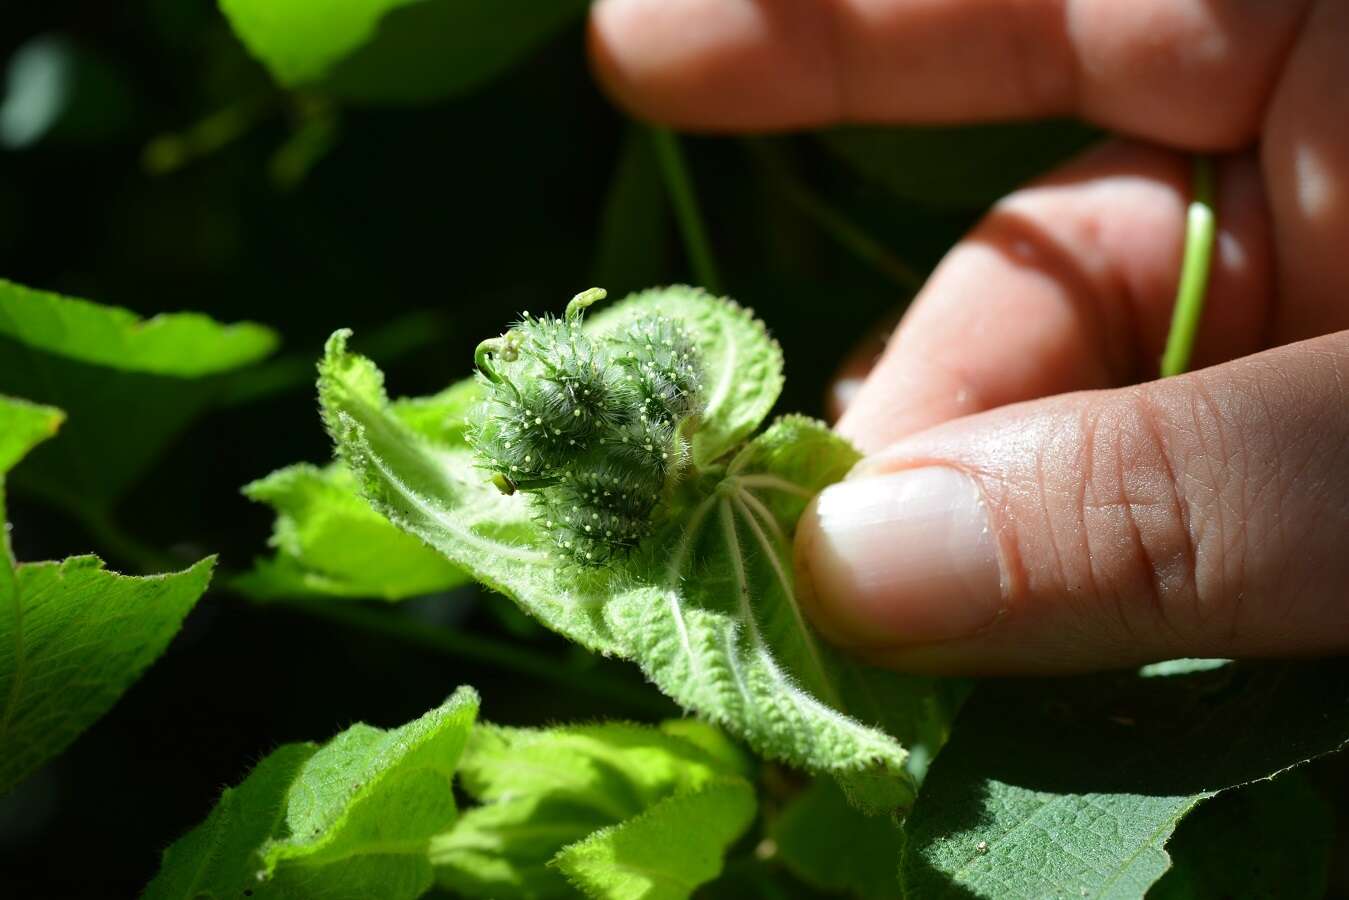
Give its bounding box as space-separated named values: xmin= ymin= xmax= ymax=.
xmin=1160 ymin=156 xmax=1217 ymax=377
xmin=650 ymin=127 xmax=724 ymax=293
xmin=268 ymin=595 xmax=673 ymax=718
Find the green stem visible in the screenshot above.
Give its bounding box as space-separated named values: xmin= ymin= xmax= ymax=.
xmin=267 ymin=595 xmax=673 ymax=718
xmin=650 ymin=127 xmax=724 ymax=293
xmin=1160 ymin=156 xmax=1217 ymax=378
xmin=747 ymin=140 xmax=925 ymax=293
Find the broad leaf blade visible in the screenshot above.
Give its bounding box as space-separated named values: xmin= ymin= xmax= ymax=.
xmin=142 ymin=743 xmax=319 ymax=900
xmin=900 ymin=661 xmax=1349 ymax=899
xmin=219 ymin=0 xmax=587 ymax=105
xmin=0 ymin=278 xmax=277 ymax=509
xmin=552 ymin=777 xmax=756 ymax=900
xmin=145 ymin=688 xmax=479 ymax=899
xmin=237 ymin=463 xmax=466 ymax=600
xmin=431 ymin=721 xmax=746 ymax=899
xmin=0 ymin=555 xmax=214 ymax=793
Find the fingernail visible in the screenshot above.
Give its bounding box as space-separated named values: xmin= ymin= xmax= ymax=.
xmin=801 ymin=467 xmax=1003 ymax=646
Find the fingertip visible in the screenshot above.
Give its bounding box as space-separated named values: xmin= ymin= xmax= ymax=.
xmin=587 ymin=0 xmax=837 ymax=131
xmin=797 ymin=467 xmax=1006 ymax=650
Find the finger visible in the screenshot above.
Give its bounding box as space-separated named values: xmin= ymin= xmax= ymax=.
xmin=794 ymin=331 xmax=1349 ymax=674
xmin=826 ymin=312 xmax=896 ymax=423
xmin=838 ymin=140 xmax=1273 ymax=453
xmin=1261 ymin=0 xmax=1349 ymax=341
xmin=588 ymin=0 xmax=1309 ymax=148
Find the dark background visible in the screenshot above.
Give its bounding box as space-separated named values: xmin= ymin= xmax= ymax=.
xmin=0 ymin=3 xmax=1343 ymax=898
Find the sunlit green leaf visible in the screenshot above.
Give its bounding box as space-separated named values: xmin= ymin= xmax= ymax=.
xmin=145 ymin=687 xmax=479 ymax=899
xmin=553 ymin=777 xmax=756 ymax=900
xmin=219 ymin=0 xmax=587 ymax=105
xmin=432 ymin=720 xmax=751 ymax=899
xmin=0 ymin=278 xmax=277 ymax=510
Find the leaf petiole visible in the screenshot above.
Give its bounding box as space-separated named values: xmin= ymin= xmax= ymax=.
xmin=1160 ymin=156 xmax=1217 ymax=378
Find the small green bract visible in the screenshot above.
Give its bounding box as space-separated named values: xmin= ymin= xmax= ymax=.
xmin=470 ymin=288 xmax=704 ymax=564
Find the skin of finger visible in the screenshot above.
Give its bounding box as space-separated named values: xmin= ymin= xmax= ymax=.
xmin=1261 ymin=0 xmax=1349 ymax=343
xmin=835 ymin=142 xmax=1273 ymax=454
xmin=802 ymin=331 xmax=1349 ymax=675
xmin=588 ymin=0 xmax=1308 ymax=148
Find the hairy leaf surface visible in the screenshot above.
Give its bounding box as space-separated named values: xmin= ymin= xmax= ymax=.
xmin=319 ymin=294 xmax=953 ymax=807
xmin=0 ymin=278 xmax=277 ymax=509
xmin=431 ymin=721 xmax=751 ymax=899
xmin=900 ymin=661 xmax=1349 ymax=898
xmin=145 ymin=687 xmax=479 ymax=899
xmin=552 ymin=777 xmax=756 ymax=900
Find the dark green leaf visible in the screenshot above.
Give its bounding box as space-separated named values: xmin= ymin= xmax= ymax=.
xmin=1149 ymin=772 xmax=1333 ymax=900
xmin=237 ymin=463 xmax=467 ymax=601
xmin=553 ymin=777 xmax=757 ymax=900
xmin=900 ymin=661 xmax=1349 ymax=899
xmin=771 ymin=778 xmax=903 ymax=899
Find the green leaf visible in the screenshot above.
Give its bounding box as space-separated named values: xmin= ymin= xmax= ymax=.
xmin=588 ymin=286 xmax=784 ymax=467
xmin=432 ymin=721 xmax=751 ymax=899
xmin=237 ymin=463 xmax=467 ymax=601
xmin=140 ymin=743 xmax=319 ymax=900
xmin=899 ymin=661 xmax=1349 ymax=899
xmin=1150 ymin=772 xmax=1333 ymax=900
xmin=318 ymin=296 xmax=957 ymax=813
xmin=0 ymin=278 xmax=275 ymax=375
xmin=0 ymin=395 xmax=63 ymax=533
xmin=145 ymin=687 xmax=479 ymax=899
xmin=219 ymin=0 xmax=587 ymax=105
xmin=0 ymin=394 xmax=215 ymax=794
xmin=771 ymin=778 xmax=904 ymax=899
xmin=821 ymin=120 xmax=1101 ymax=211
xmin=0 ymin=555 xmax=215 ymax=793
xmin=552 ymin=777 xmax=757 ymax=900
xmin=0 ymin=278 xmax=277 ymax=510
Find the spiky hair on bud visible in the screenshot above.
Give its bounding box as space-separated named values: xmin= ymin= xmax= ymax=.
xmin=469 ymin=288 xmax=705 ymax=564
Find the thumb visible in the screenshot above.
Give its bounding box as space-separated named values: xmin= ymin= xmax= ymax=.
xmin=794 ymin=332 xmax=1349 ymax=674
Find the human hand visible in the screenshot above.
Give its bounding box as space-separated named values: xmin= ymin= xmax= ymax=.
xmin=588 ymin=0 xmax=1349 ymax=673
